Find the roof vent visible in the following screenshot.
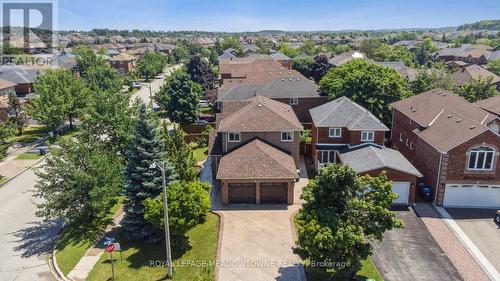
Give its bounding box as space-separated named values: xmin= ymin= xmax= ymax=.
xmin=456 ymin=119 xmax=462 ymax=123
xmin=258 ymin=104 xmax=262 ymax=107
xmin=281 ymin=78 xmax=285 ymax=81
xmin=411 ymin=108 xmax=417 ymax=112
xmin=269 ymin=72 xmax=272 ymax=75
xmin=470 ymin=125 xmax=476 ymax=129
xmin=448 ymin=114 xmax=453 ymax=118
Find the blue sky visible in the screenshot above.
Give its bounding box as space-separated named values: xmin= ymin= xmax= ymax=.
xmin=58 ymin=0 xmax=500 ymax=31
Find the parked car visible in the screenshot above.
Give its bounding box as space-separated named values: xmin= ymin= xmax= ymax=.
xmin=199 ymin=100 xmax=209 ymax=108
xmin=416 ymin=183 xmax=433 ymax=202
xmin=199 ymin=114 xmax=214 ymax=122
xmin=195 ymin=120 xmax=209 ymax=125
xmin=131 ymin=81 xmax=141 ymax=88
xmin=155 ymin=74 xmax=164 ymax=79
xmin=495 ymin=210 xmax=500 ymax=225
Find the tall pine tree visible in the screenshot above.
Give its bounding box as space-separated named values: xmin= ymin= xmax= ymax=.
xmin=122 ymin=104 xmax=176 ymax=242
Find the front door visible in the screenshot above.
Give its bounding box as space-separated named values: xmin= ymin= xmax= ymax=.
xmin=317 ymin=150 xmax=337 ymax=169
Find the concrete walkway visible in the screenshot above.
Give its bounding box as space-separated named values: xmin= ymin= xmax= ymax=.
xmin=413 ymin=203 xmax=489 ymax=281
xmin=201 ymin=156 xmax=308 ymax=281
xmin=67 ymin=210 xmax=124 ymax=281
xmin=0 ymin=140 xmax=46 ymax=181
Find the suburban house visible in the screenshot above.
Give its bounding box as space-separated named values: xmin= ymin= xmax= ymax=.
xmin=328 ymin=51 xmax=366 ymax=67
xmin=109 ymin=53 xmax=136 ymax=74
xmin=217 ymin=76 xmax=328 ymax=126
xmin=433 ymin=44 xmax=493 ymax=65
xmin=368 ymin=60 xmax=418 ymax=81
xmin=0 ymin=67 xmax=39 ymax=95
xmin=475 ymin=95 xmax=500 ymax=117
xmin=270 ymin=52 xmax=293 ymax=69
xmin=209 ymin=96 xmax=303 ymax=205
xmin=309 ymin=97 xmax=422 ymax=205
xmin=391 ymin=89 xmax=500 ymax=208
xmin=450 ymin=64 xmax=500 ymax=89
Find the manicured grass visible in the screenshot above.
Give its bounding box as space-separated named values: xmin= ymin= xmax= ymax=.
xmin=6 ymin=125 xmax=48 ymax=144
xmin=0 ymin=177 xmax=8 ymax=184
xmin=55 ymin=197 xmax=124 ymax=275
xmin=15 ymin=153 xmax=43 ymax=160
xmin=200 ymin=107 xmax=212 ymax=114
xmin=359 ymin=258 xmax=383 ymax=281
xmin=87 ymin=212 xmax=219 ymax=281
xmin=304 ymin=257 xmax=383 ymax=281
xmin=193 ymin=147 xmax=208 ymax=163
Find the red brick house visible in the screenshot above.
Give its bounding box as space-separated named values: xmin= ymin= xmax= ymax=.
xmin=309 ymin=97 xmax=422 ymax=205
xmin=210 ymin=96 xmax=303 ymax=205
xmin=109 ymin=53 xmax=136 ymax=74
xmin=391 ymin=89 xmax=500 ymax=208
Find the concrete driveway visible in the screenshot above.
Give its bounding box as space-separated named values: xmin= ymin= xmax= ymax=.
xmin=446 ymin=208 xmax=500 ymax=275
xmin=203 ymin=157 xmax=308 ymax=281
xmin=372 ymin=206 xmax=462 ymax=281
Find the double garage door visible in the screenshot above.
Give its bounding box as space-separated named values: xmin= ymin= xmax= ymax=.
xmin=228 ymin=183 xmax=288 ymax=204
xmin=443 ymin=184 xmax=500 ymax=208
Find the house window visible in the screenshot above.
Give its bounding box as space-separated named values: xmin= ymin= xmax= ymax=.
xmin=329 ymin=128 xmax=342 ymax=138
xmin=290 ymin=98 xmax=299 ymax=105
xmin=361 ymin=131 xmax=375 ymax=142
xmin=281 ymin=131 xmax=294 ymax=142
xmin=227 ymin=132 xmax=240 ymax=142
xmin=399 ymin=133 xmax=403 ymax=142
xmin=410 ymin=142 xmax=413 ymax=150
xmin=405 ymin=138 xmax=409 ymax=146
xmin=468 ymin=146 xmax=495 ymax=170
xmin=318 ymin=150 xmax=336 ymax=167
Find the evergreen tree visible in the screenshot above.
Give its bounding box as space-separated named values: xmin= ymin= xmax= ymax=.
xmin=122 ymin=104 xmax=176 ymax=242
xmin=186 ymin=55 xmax=216 ymax=92
xmin=160 ymin=126 xmax=197 ymax=182
xmin=312 ymin=55 xmax=332 ymax=83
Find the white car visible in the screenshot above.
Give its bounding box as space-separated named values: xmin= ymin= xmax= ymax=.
xmin=155 ymin=74 xmax=164 ymax=79
xmin=131 ymin=81 xmax=141 ymax=88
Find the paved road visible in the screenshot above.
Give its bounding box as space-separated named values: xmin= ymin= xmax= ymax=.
xmin=446 ymin=208 xmax=500 ymax=275
xmin=131 ymin=64 xmax=182 ymax=105
xmin=372 ymin=206 xmax=462 ymax=281
xmin=0 ymin=165 xmax=62 ymax=281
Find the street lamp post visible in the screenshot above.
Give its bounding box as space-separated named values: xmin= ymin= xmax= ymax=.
xmin=145 ymin=84 xmax=153 ymax=108
xmin=150 ymin=162 xmax=173 ymax=278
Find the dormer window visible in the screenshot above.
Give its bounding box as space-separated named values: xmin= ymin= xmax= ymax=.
xmin=361 ymin=131 xmax=375 ymax=142
xmin=228 ymin=132 xmax=240 ymax=142
xmin=290 ymin=98 xmax=299 ymax=105
xmin=329 ymin=128 xmax=342 ymax=138
xmin=468 ymin=146 xmax=495 ymax=171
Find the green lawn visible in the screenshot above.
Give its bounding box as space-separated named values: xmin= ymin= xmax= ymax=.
xmin=200 ymin=107 xmax=212 ymax=114
xmin=6 ymin=125 xmax=48 ymax=144
xmin=304 ymin=257 xmax=383 ymax=281
xmin=15 ymin=153 xmax=43 ymax=160
xmin=87 ymin=212 xmax=220 ymax=281
xmin=0 ymin=177 xmax=8 ymax=184
xmin=193 ymin=147 xmax=208 ymax=163
xmin=55 ymin=197 xmax=124 ymax=275
xmin=358 ymin=258 xmax=383 ymax=281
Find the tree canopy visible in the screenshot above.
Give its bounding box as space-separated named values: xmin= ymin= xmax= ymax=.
xmin=137 ymin=51 xmax=167 ymax=81
xmin=295 ymin=164 xmax=403 ymax=278
xmin=155 ymin=69 xmax=203 ymax=124
xmin=319 ymin=59 xmax=411 ymax=125
xmin=293 ymin=56 xmax=315 ymax=79
xmin=186 ymin=55 xmax=216 ymax=92
xmin=312 ymin=55 xmax=332 ymax=83
xmin=488 ymin=59 xmax=500 ymax=76
xmin=409 ymin=68 xmax=456 ymax=94
xmin=456 ymin=77 xmax=499 ymax=103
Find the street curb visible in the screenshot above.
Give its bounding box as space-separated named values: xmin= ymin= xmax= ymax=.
xmin=212 ymin=210 xmax=224 ymax=281
xmin=50 ymin=246 xmax=74 ymax=281
xmin=289 ymin=208 xmax=307 ymax=281
xmin=0 ymin=156 xmax=46 ymax=189
xmin=435 ymin=206 xmax=500 ymax=281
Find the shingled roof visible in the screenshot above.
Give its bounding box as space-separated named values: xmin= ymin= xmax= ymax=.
xmin=474 ymin=95 xmax=500 ymax=116
xmin=391 ymin=88 xmax=495 ymax=127
xmin=218 ymin=95 xmax=303 ymax=132
xmin=216 ymin=139 xmax=298 ymax=179
xmin=451 ymin=65 xmax=500 ymax=86
xmin=340 ymin=145 xmax=422 ymax=177
xmin=310 ymin=96 xmax=389 ymax=131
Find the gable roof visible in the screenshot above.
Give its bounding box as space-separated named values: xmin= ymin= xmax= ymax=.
xmin=218 ymin=95 xmax=303 ymax=132
xmin=368 ymin=60 xmax=417 ymax=81
xmin=474 ymin=95 xmax=500 ymax=116
xmin=0 ymin=67 xmax=39 ymax=84
xmin=216 ymin=139 xmax=298 ymax=179
xmin=339 ymin=145 xmax=422 ymax=177
xmin=218 ymin=84 xmax=263 ymax=101
xmin=256 ymin=76 xmax=319 ymax=98
xmin=218 ymin=52 xmax=237 ymax=60
xmin=109 ymin=52 xmax=135 ymax=61
xmin=451 ymin=65 xmax=500 ymax=86
xmin=0 ymin=78 xmax=17 ymax=90
xmin=391 ymin=88 xmax=495 ymax=127
xmin=310 ymin=96 xmax=389 ymax=131
xmin=270 ymin=51 xmax=291 ymax=61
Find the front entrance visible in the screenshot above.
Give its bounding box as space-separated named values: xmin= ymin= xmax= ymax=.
xmin=317 ymin=150 xmax=337 ymax=170
xmin=260 ymin=183 xmax=288 ymax=204
xmin=228 ymin=183 xmax=256 ymax=204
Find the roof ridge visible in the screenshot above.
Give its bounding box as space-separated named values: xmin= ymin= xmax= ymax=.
xmin=316 ymin=97 xmax=348 ymax=125
xmin=254 ymin=140 xmax=295 ymax=175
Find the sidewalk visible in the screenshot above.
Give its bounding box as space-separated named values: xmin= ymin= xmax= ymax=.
xmin=413 ymin=202 xmax=489 ymax=281
xmin=67 ymin=208 xmax=124 ymax=281
xmin=0 ymin=139 xmax=46 ymax=182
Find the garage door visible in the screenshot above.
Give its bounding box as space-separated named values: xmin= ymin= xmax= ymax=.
xmin=443 ymin=184 xmax=500 ymax=208
xmin=228 ymin=183 xmax=256 ymax=204
xmin=392 ymin=182 xmax=410 ymax=205
xmin=261 ymin=183 xmax=288 ymax=204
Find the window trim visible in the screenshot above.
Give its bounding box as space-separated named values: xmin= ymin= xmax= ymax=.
xmin=281 ymin=131 xmax=294 ymax=142
xmin=361 ymin=130 xmax=375 ymax=142
xmin=467 ymin=146 xmax=495 ymax=171
xmin=290 ymin=98 xmax=299 ymax=105
xmin=329 ymin=127 xmax=342 ymax=138
xmin=227 ymin=132 xmax=241 ymax=143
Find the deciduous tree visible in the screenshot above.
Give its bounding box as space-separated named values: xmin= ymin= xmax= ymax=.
xmin=186 ymin=55 xmax=216 ymax=92
xmin=312 ymin=55 xmax=332 ymax=83
xmin=456 ymin=76 xmax=499 ymax=102
xmin=7 ymin=91 xmax=27 ymax=135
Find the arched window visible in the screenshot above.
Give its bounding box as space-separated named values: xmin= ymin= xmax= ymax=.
xmin=468 ymin=146 xmax=495 ymax=170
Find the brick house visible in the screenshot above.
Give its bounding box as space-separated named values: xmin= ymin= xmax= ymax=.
xmin=309 ymin=97 xmax=422 ymax=205
xmin=475 ymin=95 xmax=500 ymax=117
xmin=109 ymin=52 xmax=136 ymax=74
xmin=391 ymin=89 xmax=500 ymax=208
xmin=209 ymin=96 xmax=303 ymax=205
xmin=0 ymin=79 xmax=16 ymax=96
xmin=0 ymin=67 xmax=39 ymax=95
xmin=217 ymin=76 xmax=328 ymax=126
